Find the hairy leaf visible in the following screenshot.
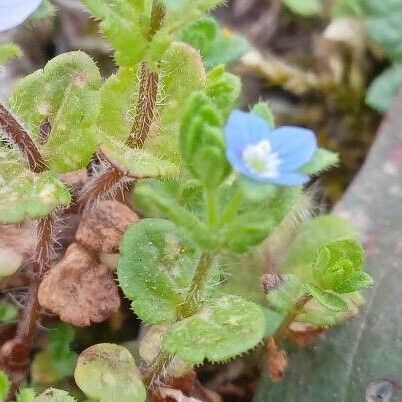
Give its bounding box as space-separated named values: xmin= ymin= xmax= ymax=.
xmin=299 ymin=148 xmax=339 ymax=175
xmin=0 ymin=147 xmax=71 ymax=224
xmin=0 ymin=302 xmax=18 ymax=323
xmin=180 ymin=17 xmax=250 ymax=69
xmin=365 ymin=0 xmax=402 ymax=61
xmin=118 ymin=219 xmax=217 ymax=324
xmin=163 ymin=294 xmax=266 ymax=364
xmin=74 ymin=344 xmax=146 ymax=402
xmin=144 ymin=42 xmax=206 ymax=165
xmin=0 ymin=43 xmax=22 ymax=65
xmin=366 ymin=63 xmax=402 ymax=113
xmin=10 ymin=51 xmax=102 ymax=173
xmin=133 ymin=180 xmax=217 ymax=250
xmin=0 ymin=370 xmax=9 ymax=402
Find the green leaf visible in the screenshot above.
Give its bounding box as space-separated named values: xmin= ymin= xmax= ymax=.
xmin=100 ymin=142 xmax=179 ymax=179
xmin=10 ymin=51 xmax=102 ymax=173
xmin=332 ymin=0 xmax=363 ymax=17
xmin=206 ymin=65 xmax=241 ymax=119
xmin=36 ymin=389 xmax=76 ymax=402
xmin=221 ymin=186 xmax=301 ymax=253
xmin=143 ymin=42 xmax=206 ymax=165
xmin=180 ymin=17 xmax=250 ymax=69
xmin=365 ymin=0 xmax=402 ymax=61
xmin=265 ymin=275 xmax=305 ymax=315
xmin=305 ymin=284 xmax=348 ymax=312
xmin=0 ymin=302 xmax=18 ymax=323
xmin=179 ymin=91 xmax=231 ymax=188
xmin=118 ymin=218 xmax=217 ymax=324
xmin=251 ymin=102 xmax=275 ymax=128
xmin=0 ymin=370 xmax=9 ymax=402
xmin=74 ymin=344 xmax=146 ymax=402
xmin=32 ymin=323 xmax=76 ymax=384
xmin=283 ymin=0 xmax=322 ymax=16
xmin=82 ymin=0 xmax=149 ymax=66
xmin=163 ymin=294 xmax=266 ymax=364
xmin=312 ymin=239 xmax=372 ymax=293
xmin=366 ymin=63 xmax=402 ymax=113
xmin=16 ymin=389 xmax=35 ymax=402
xmin=0 ymin=147 xmax=71 ymax=224
xmin=281 ymin=215 xmax=359 ymax=282
xmin=299 ymin=148 xmax=339 ymax=175
xmin=133 ymin=180 xmax=217 ymax=250
xmin=161 ymin=0 xmax=225 ymax=35
xmin=0 ymin=43 xmax=22 ymax=65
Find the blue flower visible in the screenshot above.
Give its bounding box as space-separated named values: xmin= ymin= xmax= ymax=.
xmin=224 ymin=110 xmax=317 ymax=186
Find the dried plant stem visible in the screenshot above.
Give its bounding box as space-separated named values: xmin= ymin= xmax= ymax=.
xmin=273 ymin=293 xmax=312 ymax=344
xmin=79 ymin=162 xmax=126 ymax=205
xmin=0 ymin=102 xmax=46 ymax=173
xmin=125 ymin=62 xmax=160 ymax=148
xmin=0 ymin=215 xmax=55 ymax=399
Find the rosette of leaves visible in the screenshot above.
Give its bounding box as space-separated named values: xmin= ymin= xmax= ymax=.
xmin=83 ymin=0 xmax=225 ymax=67
xmin=265 ymin=215 xmax=373 ymax=331
xmin=0 ymin=146 xmax=70 ymax=224
xmin=9 ymin=51 xmax=102 ymax=173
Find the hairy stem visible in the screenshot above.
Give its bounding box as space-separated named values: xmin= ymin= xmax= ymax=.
xmin=180 ymin=253 xmax=215 ymax=319
xmin=0 ymin=102 xmax=46 ymax=173
xmin=125 ymin=0 xmax=165 ymax=148
xmin=79 ymin=162 xmax=127 ymax=205
xmin=0 ymin=215 xmax=55 ymax=398
xmin=273 ymin=293 xmax=312 ymax=344
xmin=125 ymin=62 xmax=160 ymax=148
xmin=143 ymin=351 xmax=174 ymax=387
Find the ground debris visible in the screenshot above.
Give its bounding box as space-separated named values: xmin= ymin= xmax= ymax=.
xmin=38 ymin=243 xmax=120 ymax=327
xmin=75 ymin=200 xmax=138 ymax=253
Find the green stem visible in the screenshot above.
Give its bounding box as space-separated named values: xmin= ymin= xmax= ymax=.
xmin=180 ymin=253 xmax=215 ymax=318
xmin=220 ymin=186 xmax=244 ymax=225
xmin=273 ymin=293 xmax=312 ymax=344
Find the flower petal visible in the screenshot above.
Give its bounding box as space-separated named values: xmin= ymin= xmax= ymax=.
xmin=268 ymin=126 xmax=317 ymax=171
xmin=225 ymin=110 xmax=271 ymax=151
xmin=0 ymin=0 xmax=42 ymax=32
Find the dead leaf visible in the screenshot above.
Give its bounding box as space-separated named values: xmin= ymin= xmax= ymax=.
xmin=38 ymin=243 xmax=120 ymax=327
xmin=75 ymin=200 xmax=138 ymax=253
xmin=265 ymin=337 xmax=288 ymax=382
xmin=288 ymin=322 xmax=325 ymax=347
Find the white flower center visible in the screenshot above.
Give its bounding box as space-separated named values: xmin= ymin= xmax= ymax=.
xmin=242 ymin=139 xmax=281 ymax=178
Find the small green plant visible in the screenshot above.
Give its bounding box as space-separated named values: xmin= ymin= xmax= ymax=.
xmin=0 ymin=1 xmax=373 ymax=401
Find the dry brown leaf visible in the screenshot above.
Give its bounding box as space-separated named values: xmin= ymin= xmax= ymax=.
xmin=75 ymin=200 xmax=138 ymax=253
xmin=38 ymin=243 xmax=120 ymax=327
xmin=288 ymin=321 xmax=325 ymax=347
xmin=265 ymin=337 xmax=288 ymax=382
